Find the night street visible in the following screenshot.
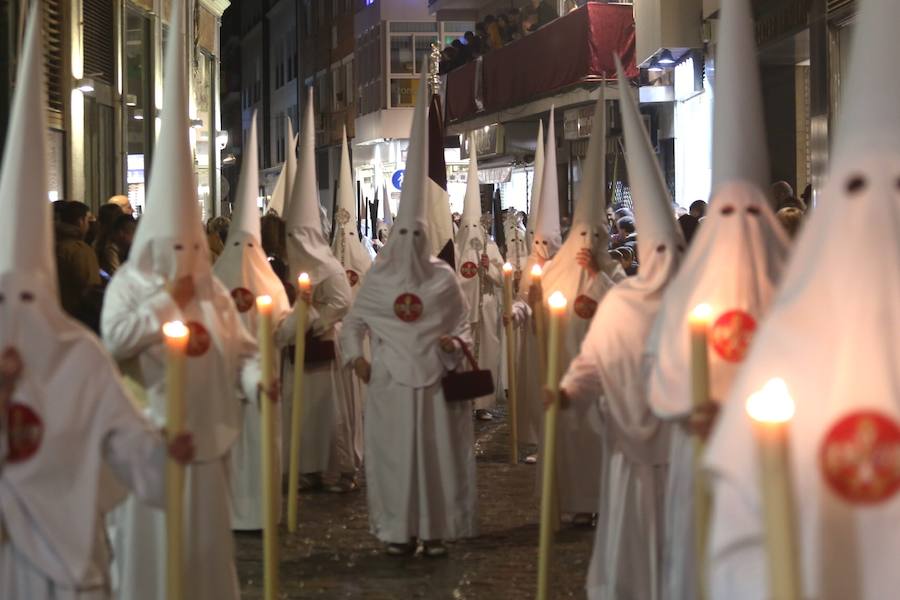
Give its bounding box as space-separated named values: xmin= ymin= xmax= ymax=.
xmin=236 ymin=408 xmax=594 ymax=599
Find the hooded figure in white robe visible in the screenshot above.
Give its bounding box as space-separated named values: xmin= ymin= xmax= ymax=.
xmin=101 ymin=8 xmax=259 ymax=599
xmin=331 ymin=126 xmax=373 ymax=296
xmin=455 ymin=138 xmax=504 ymax=412
xmin=510 ymin=119 xmax=557 ymax=451
xmin=706 ymin=0 xmax=900 ymax=597
xmin=267 ymin=119 xmax=296 ymax=217
xmin=504 ymin=211 xmax=528 ymax=279
xmin=339 ymin=73 xmax=477 ymax=551
xmin=562 ymin=58 xmax=685 ymax=600
xmin=281 ymin=89 xmax=361 ymax=490
xmin=0 ymin=9 xmax=182 ymax=598
xmin=537 ymin=89 xmax=621 ymax=517
xmin=214 ymin=112 xmax=292 ymax=530
xmin=643 ymin=0 xmax=790 ymax=596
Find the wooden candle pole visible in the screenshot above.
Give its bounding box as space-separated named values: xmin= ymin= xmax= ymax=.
xmin=287 ymin=273 xmax=312 ymax=533
xmin=256 ymin=295 xmax=279 ymax=600
xmin=689 ymin=303 xmax=713 ymax=599
xmin=537 ymin=291 xmax=567 ymax=600
xmin=502 ymin=262 xmax=519 ymax=465
xmin=163 ymin=321 xmax=189 ymax=600
xmin=747 ymin=379 xmax=803 ymax=600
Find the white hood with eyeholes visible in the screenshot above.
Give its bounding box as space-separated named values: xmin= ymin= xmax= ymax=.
xmin=330 ymin=126 xmax=373 ymax=293
xmin=342 ymin=72 xmax=468 ymax=388
xmin=102 ymin=4 xmax=258 ymax=462
xmin=0 ymin=5 xmax=165 ymax=588
xmin=214 ymin=111 xmax=291 ymax=334
xmin=705 ymin=0 xmax=900 ymax=596
xmin=645 ymin=0 xmax=790 ymax=419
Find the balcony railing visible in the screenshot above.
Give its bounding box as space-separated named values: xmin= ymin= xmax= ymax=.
xmin=444 ymin=3 xmax=638 ymax=124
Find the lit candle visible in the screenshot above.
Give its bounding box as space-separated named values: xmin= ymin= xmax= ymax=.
xmin=287 ymin=273 xmax=311 ymax=533
xmin=530 ymin=263 xmax=547 ymax=374
xmin=256 ymin=296 xmax=278 ymax=600
xmin=537 ymin=291 xmax=567 ymax=600
xmin=746 ymin=378 xmax=803 ymax=600
xmin=162 ymin=320 xmax=189 ymax=600
xmin=502 ymin=262 xmax=519 ymax=465
xmin=688 ymin=303 xmax=713 ymax=600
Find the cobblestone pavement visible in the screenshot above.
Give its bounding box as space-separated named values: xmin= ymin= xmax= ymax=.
xmin=235 ymin=404 xmax=595 ymax=599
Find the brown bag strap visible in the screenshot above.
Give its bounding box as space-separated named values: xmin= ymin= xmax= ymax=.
xmin=451 ymin=336 xmax=479 ymax=371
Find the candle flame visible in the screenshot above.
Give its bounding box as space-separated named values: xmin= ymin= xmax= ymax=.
xmin=502 ymin=262 xmax=513 ymax=274
xmin=298 ymin=272 xmax=311 ymax=289
xmin=548 ymin=291 xmax=567 ymax=310
xmin=746 ymin=378 xmax=795 ymax=424
xmin=690 ymin=303 xmax=714 ymax=325
xmin=531 ymin=263 xmax=543 ymax=277
xmin=162 ymin=320 xmax=189 ymax=340
xmin=256 ymin=295 xmax=273 ymax=309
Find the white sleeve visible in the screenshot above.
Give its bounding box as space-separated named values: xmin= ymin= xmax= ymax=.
xmin=560 ymin=349 xmax=604 ymax=403
xmin=101 ymin=276 xmax=182 ymax=361
xmin=100 ymin=371 xmax=168 ymax=509
xmin=338 ymin=308 xmax=368 ymax=366
xmin=308 ymin=275 xmax=352 ymax=336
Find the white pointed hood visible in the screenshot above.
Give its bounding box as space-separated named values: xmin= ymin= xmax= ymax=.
xmin=285 ymin=88 xmax=344 ymax=286
xmin=530 ymin=109 xmax=561 ymax=262
xmin=330 ymin=126 xmax=372 ymax=290
xmin=646 ymin=0 xmax=790 ymax=419
xmin=214 ymin=110 xmax=290 ymax=326
xmin=566 ymin=59 xmax=685 ymax=465
xmin=705 ymin=0 xmax=900 ymax=596
xmin=543 ymin=86 xmax=622 ymax=304
xmin=455 ymin=134 xmax=486 ymax=266
xmin=525 ymin=122 xmax=545 ymax=251
xmin=127 ymin=4 xmax=210 ymax=286
xmin=267 ymin=118 xmax=296 ymax=216
xmin=382 ymin=183 xmax=393 ymax=227
xmin=347 ymin=71 xmax=467 ymax=388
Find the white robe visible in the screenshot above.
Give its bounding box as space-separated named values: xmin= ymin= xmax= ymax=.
xmin=0 ymin=274 xmax=167 ymax=600
xmin=340 ymin=263 xmax=478 ymax=543
xmin=280 ymin=272 xmax=362 ymax=477
xmin=101 ymin=268 xmax=259 ymax=600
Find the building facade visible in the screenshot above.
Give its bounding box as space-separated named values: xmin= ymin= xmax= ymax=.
xmin=0 ymin=0 xmax=230 ymax=219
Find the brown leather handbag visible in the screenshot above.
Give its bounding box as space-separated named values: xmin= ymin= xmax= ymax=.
xmin=441 ymin=336 xmax=495 ymax=402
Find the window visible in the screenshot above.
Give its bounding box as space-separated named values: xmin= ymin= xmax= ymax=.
xmin=390 ymin=35 xmax=413 ymax=74
xmin=389 ymin=23 xmax=437 ymax=107
xmin=390 ymin=77 xmax=420 ymax=108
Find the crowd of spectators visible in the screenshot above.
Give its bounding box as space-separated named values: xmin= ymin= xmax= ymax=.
xmin=439 ymin=0 xmax=567 ymax=74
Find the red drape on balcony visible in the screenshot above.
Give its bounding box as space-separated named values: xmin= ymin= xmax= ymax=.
xmin=445 ymin=4 xmax=638 ymax=124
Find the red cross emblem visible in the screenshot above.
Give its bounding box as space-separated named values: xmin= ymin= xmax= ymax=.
xmin=710 ymin=310 xmax=756 ymax=362
xmin=460 ymin=261 xmax=479 ymax=279
xmin=393 ymin=293 xmax=424 ymax=323
xmin=574 ymin=295 xmax=599 ymax=320
xmin=820 ymin=411 xmax=900 ymax=505
xmin=230 ymin=287 xmax=255 ymax=313
xmin=6 ymin=403 xmax=43 ymax=463
xmin=346 ymin=270 xmax=359 ymax=287
xmin=186 ymin=321 xmax=212 ymax=357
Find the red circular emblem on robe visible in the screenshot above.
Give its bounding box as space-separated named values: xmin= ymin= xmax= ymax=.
xmin=460 ymin=261 xmax=479 ymax=279
xmin=820 ymin=411 xmax=900 ymax=504
xmin=186 ymin=321 xmax=212 ymax=357
xmin=710 ymin=310 xmax=757 ymax=362
xmin=6 ymin=403 xmax=43 ymax=463
xmin=574 ymin=295 xmax=599 ymax=320
xmin=393 ymin=293 xmax=424 ymax=323
xmin=230 ymin=287 xmax=255 ymax=313
xmin=346 ymin=270 xmax=359 ymax=287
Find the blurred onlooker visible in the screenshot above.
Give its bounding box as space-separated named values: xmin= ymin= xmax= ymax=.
xmin=206 ymin=216 xmax=230 ymax=261
xmin=531 ymin=0 xmax=559 ymax=28
xmin=689 ymin=199 xmax=707 ymax=220
xmin=464 ymin=31 xmax=482 ymax=56
xmin=776 ymin=207 xmax=804 ymax=239
xmin=484 ymin=15 xmax=503 ymax=50
xmin=769 ymin=180 xmax=794 ymax=212
xmin=98 ymin=214 xmax=137 ymax=278
xmin=520 ymin=7 xmax=539 ymax=34
xmin=564 ymin=0 xmax=579 ymax=13
xmin=54 ymin=201 xmax=103 ymax=329
xmin=107 ymin=194 xmax=134 ymax=216
xmin=678 ymin=214 xmax=700 ymax=245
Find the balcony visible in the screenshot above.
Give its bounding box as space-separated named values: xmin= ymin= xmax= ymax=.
xmin=444 ymin=3 xmax=638 ymax=125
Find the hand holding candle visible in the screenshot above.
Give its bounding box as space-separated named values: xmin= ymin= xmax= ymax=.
xmin=288 ymin=273 xmax=312 ymax=533
xmin=536 ymin=291 xmax=567 ymax=600
xmin=746 ymin=379 xmax=803 ymax=600
xmin=162 ymin=320 xmax=189 ymax=600
xmin=502 ymin=262 xmax=519 ymax=465
xmin=256 ymin=295 xmax=279 ymax=600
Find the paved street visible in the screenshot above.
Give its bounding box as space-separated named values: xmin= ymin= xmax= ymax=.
xmin=235 ymin=405 xmax=595 ymax=599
